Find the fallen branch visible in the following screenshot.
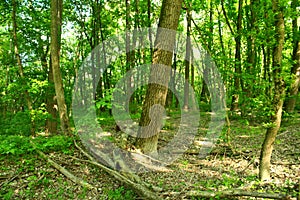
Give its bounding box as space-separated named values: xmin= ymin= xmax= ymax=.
xmin=74 ymin=140 xmax=163 ymax=200
xmin=30 ymin=140 xmax=96 ymax=190
xmin=186 ymin=189 xmax=290 ymax=199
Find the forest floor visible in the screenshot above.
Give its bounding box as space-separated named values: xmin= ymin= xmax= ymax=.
xmin=0 ymin=112 xmax=299 ymax=199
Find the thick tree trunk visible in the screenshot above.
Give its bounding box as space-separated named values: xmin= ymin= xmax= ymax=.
xmin=259 ymin=0 xmax=285 ymax=181
xmin=135 ymin=0 xmax=183 ymax=154
xmin=285 ymin=0 xmax=300 ymax=113
xmin=50 ymin=0 xmax=71 ymax=135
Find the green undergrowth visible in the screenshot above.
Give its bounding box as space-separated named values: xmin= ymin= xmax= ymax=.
xmin=0 ymin=135 xmax=74 ymax=156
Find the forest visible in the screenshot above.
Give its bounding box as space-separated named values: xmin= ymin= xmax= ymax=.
xmin=0 ymin=0 xmax=299 ymax=199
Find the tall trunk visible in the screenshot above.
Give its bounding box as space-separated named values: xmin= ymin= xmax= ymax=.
xmin=217 ymin=10 xmax=226 ymax=67
xmin=183 ymin=6 xmax=191 ymax=110
xmin=50 ymin=0 xmax=71 ymax=135
xmin=40 ymin=40 xmax=58 ymax=135
xmin=201 ymin=2 xmax=214 ymax=104
xmin=166 ymin=48 xmax=177 ymax=107
xmin=230 ymin=0 xmax=243 ymax=111
xmin=147 ymin=0 xmax=153 ymax=57
xmin=259 ymin=0 xmax=285 ymax=181
xmin=12 ymin=0 xmax=35 ymax=134
xmin=97 ymin=1 xmax=106 ymax=100
xmin=46 ymin=57 xmax=58 ymax=134
xmin=135 ymin=0 xmax=183 ymax=154
xmin=285 ymin=0 xmax=300 ymax=113
xmin=125 ymin=0 xmax=133 ymax=109
xmin=242 ymin=0 xmax=257 ymax=116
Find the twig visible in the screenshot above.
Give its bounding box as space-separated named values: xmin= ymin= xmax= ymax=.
xmin=239 ymin=156 xmax=256 ymax=174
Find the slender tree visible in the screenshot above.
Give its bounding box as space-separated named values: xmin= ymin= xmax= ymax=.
xmin=12 ymin=0 xmax=35 ymax=134
xmin=135 ymin=0 xmax=183 ymax=154
xmin=285 ymin=0 xmax=300 ymax=113
xmin=259 ymin=0 xmax=285 ymax=181
xmin=221 ymin=0 xmax=243 ymax=111
xmin=50 ymin=0 xmax=71 ymax=135
xmin=183 ymin=5 xmax=192 ymax=111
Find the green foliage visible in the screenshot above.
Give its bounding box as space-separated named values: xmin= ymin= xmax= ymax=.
xmin=0 ymin=135 xmax=33 ymax=155
xmin=0 ymin=188 xmax=14 ymax=200
xmin=107 ymin=187 xmax=135 ymax=200
xmin=0 ymin=112 xmax=31 ymax=136
xmin=96 ymin=89 xmax=114 ymax=110
xmin=34 ymin=135 xmax=74 ymax=154
xmin=0 ymin=135 xmax=73 ymax=156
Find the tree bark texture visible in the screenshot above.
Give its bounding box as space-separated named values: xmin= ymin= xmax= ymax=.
xmin=135 ymin=0 xmax=183 ymax=154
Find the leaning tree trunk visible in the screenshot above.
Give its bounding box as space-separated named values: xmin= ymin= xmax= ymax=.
xmin=50 ymin=0 xmax=71 ymax=135
xmin=259 ymin=0 xmax=285 ymax=181
xmin=135 ymin=0 xmax=183 ymax=154
xmin=285 ymin=0 xmax=300 ymax=113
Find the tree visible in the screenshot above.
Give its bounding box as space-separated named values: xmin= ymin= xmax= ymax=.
xmin=11 ymin=0 xmax=35 ymax=134
xmin=183 ymin=5 xmax=192 ymax=111
xmin=50 ymin=0 xmax=71 ymax=135
xmin=259 ymin=0 xmax=285 ymax=181
xmin=285 ymin=0 xmax=300 ymax=113
xmin=135 ymin=0 xmax=183 ymax=154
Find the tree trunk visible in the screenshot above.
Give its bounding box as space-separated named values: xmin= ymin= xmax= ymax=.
xmin=285 ymin=0 xmax=300 ymax=113
xmin=147 ymin=0 xmax=153 ymax=57
xmin=46 ymin=57 xmax=58 ymax=134
xmin=50 ymin=0 xmax=71 ymax=135
xmin=12 ymin=0 xmax=35 ymax=135
xmin=125 ymin=0 xmax=133 ymax=109
xmin=183 ymin=6 xmax=191 ymax=111
xmin=230 ymin=0 xmax=243 ymax=111
xmin=135 ymin=0 xmax=183 ymax=154
xmin=259 ymin=0 xmax=285 ymax=181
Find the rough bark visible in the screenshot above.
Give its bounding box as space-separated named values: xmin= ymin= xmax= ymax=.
xmin=259 ymin=0 xmax=285 ymax=181
xmin=135 ymin=0 xmax=183 ymax=154
xmin=50 ymin=0 xmax=71 ymax=135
